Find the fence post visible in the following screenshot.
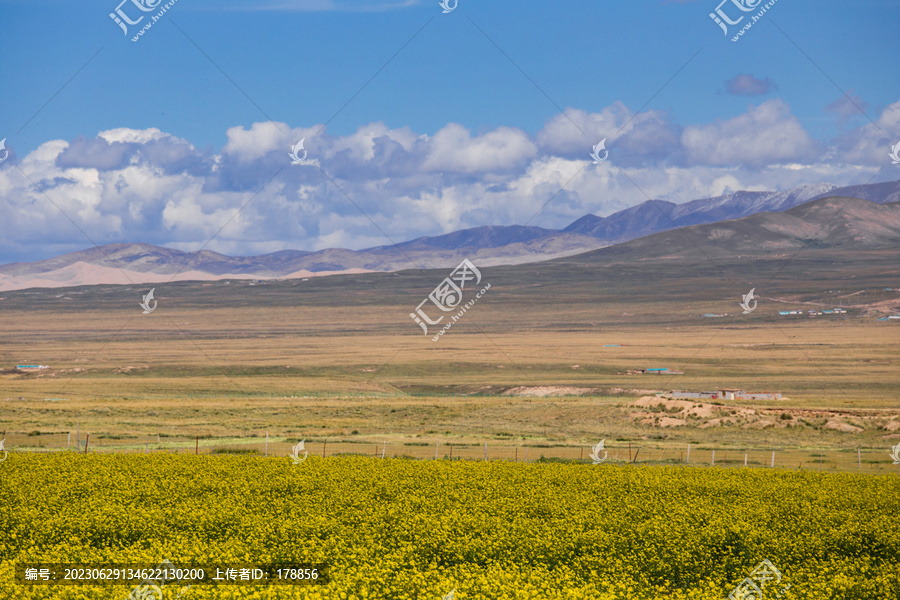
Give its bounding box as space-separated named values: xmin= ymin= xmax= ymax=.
xmin=711 ymin=450 xmax=715 ymax=466
xmin=195 ymin=436 xmax=199 ymax=455
xmin=323 ymin=441 xmax=327 ymax=458
xmin=771 ymin=451 xmax=775 ymax=468
xmin=381 ymin=441 xmax=386 ymax=459
xmin=857 ymin=448 xmax=861 ymax=470
xmin=449 ymin=445 xmax=452 ymax=461
xmin=524 ymin=447 xmax=528 ymax=462
xmin=84 ymin=433 xmax=90 ymax=454
xmin=67 ymin=432 xmax=71 ymax=448
xmin=76 ymin=423 xmax=79 ymax=450
xmin=435 ymin=441 xmax=439 ymax=460
xmin=629 ymin=443 xmax=632 ymax=462
xmin=265 ymin=431 xmax=268 ymax=457
xmin=515 ymin=447 xmax=518 ymax=462
xmin=744 ymin=452 xmax=748 ymax=467
xmin=484 ymin=442 xmax=487 ymax=462
xmin=686 ymin=444 xmax=690 ymax=463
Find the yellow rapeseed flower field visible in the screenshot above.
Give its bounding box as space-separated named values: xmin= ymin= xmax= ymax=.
xmin=1 ymin=453 xmax=898 ymax=599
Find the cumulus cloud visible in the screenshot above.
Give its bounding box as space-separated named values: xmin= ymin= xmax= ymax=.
xmin=828 ymin=98 xmax=900 ymax=165
xmin=99 ymin=128 xmax=171 ymax=145
xmin=682 ymin=99 xmax=820 ymax=167
xmin=223 ymin=121 xmax=295 ymax=162
xmin=0 ymin=97 xmax=896 ymax=263
xmin=421 ymin=123 xmax=537 ymax=174
xmin=537 ymin=104 xmax=683 ymax=168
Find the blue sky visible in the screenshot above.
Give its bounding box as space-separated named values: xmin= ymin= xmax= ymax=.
xmin=1 ymin=0 xmax=899 ymax=263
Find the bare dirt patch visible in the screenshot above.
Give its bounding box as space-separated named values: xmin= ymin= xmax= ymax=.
xmin=633 ymin=396 xmax=719 ymax=418
xmin=825 ymin=420 xmax=864 ymax=434
xmin=629 ymin=395 xmax=897 ymax=433
xmin=502 ymin=386 xmax=601 ymax=397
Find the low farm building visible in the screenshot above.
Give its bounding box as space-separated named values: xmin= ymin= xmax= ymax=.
xmin=668 ymin=389 xmax=782 ymax=401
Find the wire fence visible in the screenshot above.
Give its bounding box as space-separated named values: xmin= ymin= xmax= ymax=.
xmin=4 ymin=432 xmax=899 ymax=475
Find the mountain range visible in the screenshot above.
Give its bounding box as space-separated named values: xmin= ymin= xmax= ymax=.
xmin=2 ymin=179 xmax=899 ymax=292
xmin=566 ymin=195 xmax=900 ymax=264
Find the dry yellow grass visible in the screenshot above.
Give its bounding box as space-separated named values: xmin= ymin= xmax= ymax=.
xmin=1 ymin=277 xmax=898 ymax=474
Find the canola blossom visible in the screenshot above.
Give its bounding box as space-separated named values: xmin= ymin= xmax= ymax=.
xmin=1 ymin=453 xmax=898 ymax=599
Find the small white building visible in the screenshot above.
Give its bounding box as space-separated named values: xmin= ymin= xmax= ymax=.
xmin=669 ymin=389 xmax=782 ymax=401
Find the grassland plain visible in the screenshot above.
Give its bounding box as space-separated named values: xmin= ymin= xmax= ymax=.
xmin=1 ymin=256 xmax=898 ymax=461
xmin=1 ymin=453 xmax=899 ymax=600
xmin=0 ymin=284 xmax=900 ymax=458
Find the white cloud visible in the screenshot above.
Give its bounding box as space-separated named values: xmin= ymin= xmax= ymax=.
xmin=537 ymin=103 xmax=631 ymax=156
xmin=223 ymin=121 xmax=296 ymax=162
xmin=537 ymin=104 xmax=682 ymax=168
xmin=98 ymin=127 xmax=173 ymax=145
xmin=830 ymin=99 xmax=900 ymax=166
xmin=682 ymin=99 xmax=819 ymax=167
xmin=327 ymin=122 xmax=418 ymax=162
xmin=1 ymin=97 xmax=896 ymax=263
xmin=421 ymin=123 xmax=536 ymax=173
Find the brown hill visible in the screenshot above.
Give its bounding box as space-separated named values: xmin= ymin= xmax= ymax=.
xmin=565 ymin=197 xmax=900 ymax=265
